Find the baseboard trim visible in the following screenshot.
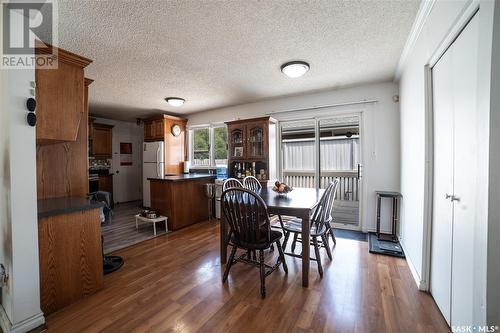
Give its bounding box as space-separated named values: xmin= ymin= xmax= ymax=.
xmin=399 ymin=239 xmax=427 ymax=290
xmin=0 ymin=307 xmax=45 ymax=333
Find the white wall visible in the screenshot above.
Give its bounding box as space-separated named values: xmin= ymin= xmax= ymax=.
xmin=188 ymin=81 xmax=401 ymax=233
xmin=397 ymin=0 xmax=497 ymax=325
xmin=93 ymin=117 xmax=143 ymax=203
xmin=0 ymin=13 xmax=45 ymax=332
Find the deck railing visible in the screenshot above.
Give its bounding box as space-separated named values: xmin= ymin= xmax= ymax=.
xmin=282 ymin=170 xmax=359 ymax=201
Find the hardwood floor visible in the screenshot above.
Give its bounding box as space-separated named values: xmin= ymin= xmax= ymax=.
xmin=46 ymin=220 xmax=449 ymax=332
xmin=102 ymin=201 xmax=168 ymax=254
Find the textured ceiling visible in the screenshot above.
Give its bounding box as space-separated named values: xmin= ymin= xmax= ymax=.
xmin=48 ymin=0 xmax=420 ymax=120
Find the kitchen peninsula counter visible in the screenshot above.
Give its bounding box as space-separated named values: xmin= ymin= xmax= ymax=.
xmin=149 ymin=174 xmax=215 ymax=230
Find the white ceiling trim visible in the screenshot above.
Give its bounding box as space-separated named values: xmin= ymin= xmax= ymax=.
xmin=266 ymin=99 xmax=378 ymax=116
xmin=394 ymin=0 xmax=437 ymax=81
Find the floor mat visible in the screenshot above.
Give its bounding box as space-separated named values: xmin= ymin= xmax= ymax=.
xmin=368 ymin=232 xmax=405 ymax=258
xmin=332 ymin=228 xmax=367 ymax=242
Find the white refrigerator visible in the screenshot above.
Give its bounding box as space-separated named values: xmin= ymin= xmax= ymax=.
xmin=143 ymin=141 xmax=164 ymax=207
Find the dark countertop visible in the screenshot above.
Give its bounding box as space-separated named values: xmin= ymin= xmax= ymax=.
xmin=38 ymin=197 xmax=105 ymax=219
xmin=148 ymin=173 xmax=216 ymax=182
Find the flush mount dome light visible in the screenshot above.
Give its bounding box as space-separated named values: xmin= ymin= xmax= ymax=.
xmin=281 ymin=61 xmax=310 ymax=78
xmin=165 ymin=97 xmax=185 ymax=107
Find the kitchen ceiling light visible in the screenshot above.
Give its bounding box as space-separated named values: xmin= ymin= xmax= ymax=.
xmin=165 ymin=97 xmax=185 ymax=107
xmin=281 ymin=61 xmax=310 ymax=78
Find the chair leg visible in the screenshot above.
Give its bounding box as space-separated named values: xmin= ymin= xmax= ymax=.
xmin=329 ymin=227 xmax=336 ymax=245
xmin=291 ymin=233 xmax=298 ymax=252
xmin=321 ymin=234 xmax=333 ymax=261
xmin=282 ymin=231 xmax=290 ymax=251
xmin=313 ymin=237 xmax=323 ymax=278
xmin=276 ymin=240 xmax=288 ymax=274
xmin=223 ymin=245 xmax=237 ymax=283
xmin=259 ymin=250 xmax=266 ymax=298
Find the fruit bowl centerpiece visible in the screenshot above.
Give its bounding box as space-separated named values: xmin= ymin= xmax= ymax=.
xmin=272 ymin=181 xmax=293 ymax=196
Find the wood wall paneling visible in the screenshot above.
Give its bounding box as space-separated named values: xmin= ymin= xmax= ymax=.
xmin=164 ymin=117 xmax=187 ymax=174
xmin=38 ymin=209 xmax=103 ymax=315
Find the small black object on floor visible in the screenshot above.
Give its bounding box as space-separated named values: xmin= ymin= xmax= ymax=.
xmin=368 ymin=232 xmax=405 ymax=258
xmin=333 ymin=228 xmax=368 ymax=242
xmin=104 ymin=255 xmax=124 ymax=275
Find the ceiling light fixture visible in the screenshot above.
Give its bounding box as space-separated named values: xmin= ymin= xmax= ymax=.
xmin=165 ymin=97 xmax=185 ymax=107
xmin=281 ymin=61 xmax=310 ymax=78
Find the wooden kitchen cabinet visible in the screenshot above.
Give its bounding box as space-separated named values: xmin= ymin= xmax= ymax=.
xmin=98 ymin=174 xmax=113 ymax=193
xmin=35 ymin=45 xmax=92 ymax=144
xmin=144 ymin=119 xmax=165 ymax=142
xmin=92 ymin=123 xmax=113 ymax=159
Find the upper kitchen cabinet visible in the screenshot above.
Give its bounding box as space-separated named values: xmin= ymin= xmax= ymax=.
xmin=144 ymin=118 xmax=165 ymax=142
xmin=35 ymin=44 xmax=92 ymax=144
xmin=92 ymin=123 xmax=114 ymax=159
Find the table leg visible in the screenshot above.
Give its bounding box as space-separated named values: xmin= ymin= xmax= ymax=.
xmin=165 ymin=220 xmax=168 ymax=233
xmin=301 ymin=212 xmax=310 ymax=288
xmin=220 ymin=214 xmax=227 ymax=265
xmin=135 ymin=217 xmax=138 ymax=230
xmin=153 ymin=222 xmax=156 ymax=236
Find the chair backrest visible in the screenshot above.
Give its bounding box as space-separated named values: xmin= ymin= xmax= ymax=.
xmin=221 ymin=187 xmax=271 ymax=246
xmin=310 ymin=179 xmax=339 ymax=230
xmin=223 ymin=178 xmax=243 ymax=191
xmin=243 ymin=176 xmax=262 ymax=192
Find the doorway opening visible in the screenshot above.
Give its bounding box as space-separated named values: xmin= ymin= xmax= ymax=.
xmin=279 ymin=114 xmax=362 ymax=228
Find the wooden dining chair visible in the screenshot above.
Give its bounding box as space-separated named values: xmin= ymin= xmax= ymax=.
xmin=278 ymin=179 xmax=339 ymax=277
xmin=221 ymin=188 xmax=287 ymax=297
xmin=243 ymin=176 xmax=262 ymax=192
xmin=222 ymin=178 xmax=243 ymax=191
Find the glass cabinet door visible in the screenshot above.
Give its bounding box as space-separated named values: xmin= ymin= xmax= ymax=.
xmin=247 ymin=124 xmax=266 ymax=158
xmin=230 ymin=127 xmax=245 ymax=158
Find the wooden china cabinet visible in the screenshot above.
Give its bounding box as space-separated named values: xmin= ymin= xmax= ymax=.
xmin=226 ymin=117 xmax=277 ymax=184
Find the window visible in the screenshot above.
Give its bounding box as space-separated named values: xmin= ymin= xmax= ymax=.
xmin=213 ymin=126 xmax=228 ymax=166
xmin=192 ymin=128 xmax=210 ymax=166
xmin=190 ymin=125 xmax=227 ymax=167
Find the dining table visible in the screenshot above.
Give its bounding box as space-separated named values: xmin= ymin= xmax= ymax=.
xmin=219 ymin=186 xmax=325 ymax=288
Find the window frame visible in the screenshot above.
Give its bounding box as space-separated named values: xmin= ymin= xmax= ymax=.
xmin=189 ymin=123 xmax=227 ymax=168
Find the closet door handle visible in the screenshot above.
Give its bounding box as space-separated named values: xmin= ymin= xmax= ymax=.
xmin=445 ymin=193 xmax=460 ymax=202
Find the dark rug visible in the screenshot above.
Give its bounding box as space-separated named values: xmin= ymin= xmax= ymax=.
xmin=368 ymin=232 xmax=405 ymax=258
xmin=332 ymin=228 xmax=367 ymax=242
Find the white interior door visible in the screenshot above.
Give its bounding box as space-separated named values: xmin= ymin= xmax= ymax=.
xmin=431 ymin=45 xmax=454 ymax=325
xmin=430 ymin=13 xmax=478 ymax=327
xmin=449 ymin=15 xmax=478 ymax=327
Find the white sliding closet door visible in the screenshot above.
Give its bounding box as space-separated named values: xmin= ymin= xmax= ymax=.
xmin=431 ymin=45 xmax=454 ymax=325
xmin=430 ymin=13 xmax=478 ymax=327
xmin=449 ymin=14 xmax=478 ymax=327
